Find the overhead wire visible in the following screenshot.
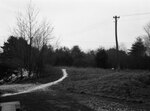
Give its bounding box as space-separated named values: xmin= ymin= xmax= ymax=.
xmin=121 ymin=12 xmax=150 ymax=17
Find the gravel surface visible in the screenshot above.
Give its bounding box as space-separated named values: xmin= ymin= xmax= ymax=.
xmin=66 ymin=93 xmax=149 ymax=111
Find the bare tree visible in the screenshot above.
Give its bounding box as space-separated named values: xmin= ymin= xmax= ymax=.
xmin=14 ymin=2 xmax=53 ymax=48
xmin=144 ymin=23 xmax=150 ymax=56
xmin=13 ymin=2 xmax=53 ymax=77
xmin=33 ymin=20 xmax=54 ymax=50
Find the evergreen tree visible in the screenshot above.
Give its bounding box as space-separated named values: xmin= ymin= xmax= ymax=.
xmin=1 ymin=36 xmax=29 ymax=78
xmin=129 ymin=37 xmax=147 ymax=69
xmin=129 ymin=37 xmax=146 ymax=57
xmin=71 ymin=46 xmax=85 ymax=67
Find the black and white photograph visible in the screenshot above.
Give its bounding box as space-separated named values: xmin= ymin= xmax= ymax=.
xmin=0 ymin=0 xmax=150 ymax=110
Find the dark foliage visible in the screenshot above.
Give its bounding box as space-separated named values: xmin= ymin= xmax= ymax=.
xmin=71 ymin=46 xmax=85 ymax=67
xmin=0 ymin=62 xmax=18 ymax=80
xmin=129 ymin=37 xmax=146 ymax=57
xmin=107 ymin=48 xmax=128 ymax=69
xmin=54 ymin=47 xmax=73 ymax=66
xmin=0 ymin=36 xmax=29 ymax=79
xmin=95 ymin=48 xmax=108 ymax=68
xmin=1 ymin=36 xmax=29 ymax=69
xmin=1 ymin=36 xmax=150 ymax=81
xmin=128 ymin=37 xmax=149 ymax=69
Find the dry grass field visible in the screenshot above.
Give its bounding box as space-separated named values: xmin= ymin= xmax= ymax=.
xmin=53 ymin=67 xmax=150 ymax=103
xmin=1 ymin=67 xmax=150 ymax=111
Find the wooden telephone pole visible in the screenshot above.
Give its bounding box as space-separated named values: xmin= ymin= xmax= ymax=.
xmin=113 ymin=15 xmax=120 ymax=70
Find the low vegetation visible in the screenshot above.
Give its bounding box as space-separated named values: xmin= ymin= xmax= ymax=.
xmin=52 ymin=67 xmax=150 ymax=103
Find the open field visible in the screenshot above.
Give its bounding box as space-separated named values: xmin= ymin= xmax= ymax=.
xmin=52 ymin=67 xmax=150 ymax=103
xmin=1 ymin=67 xmax=150 ymax=111
xmin=0 ymin=89 xmax=92 ymax=111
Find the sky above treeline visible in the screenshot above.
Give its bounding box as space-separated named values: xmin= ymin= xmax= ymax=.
xmin=0 ymin=0 xmax=150 ymax=51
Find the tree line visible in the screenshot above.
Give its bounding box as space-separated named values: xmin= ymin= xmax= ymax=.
xmin=1 ymin=35 xmax=150 ymax=82
xmin=1 ymin=2 xmax=150 ymax=82
xmin=1 ymin=35 xmax=150 ymax=80
xmin=1 ymin=34 xmax=150 ymax=81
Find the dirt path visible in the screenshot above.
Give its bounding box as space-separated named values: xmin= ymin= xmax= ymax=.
xmin=1 ymin=69 xmax=68 ymax=97
xmin=0 ymin=69 xmax=93 ymax=111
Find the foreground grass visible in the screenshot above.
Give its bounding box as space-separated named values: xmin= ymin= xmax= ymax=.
xmin=0 ymin=67 xmax=92 ymax=111
xmin=0 ymin=89 xmax=92 ymax=111
xmin=1 ymin=67 xmax=150 ymax=111
xmin=52 ymin=67 xmax=150 ymax=103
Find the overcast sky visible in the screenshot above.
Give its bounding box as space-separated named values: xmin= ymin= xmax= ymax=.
xmin=0 ymin=0 xmax=150 ymax=51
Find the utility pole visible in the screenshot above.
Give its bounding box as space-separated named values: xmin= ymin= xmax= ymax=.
xmin=113 ymin=15 xmax=120 ymax=70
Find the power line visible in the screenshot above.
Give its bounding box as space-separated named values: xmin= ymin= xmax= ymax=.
xmin=64 ymin=40 xmax=133 ymax=43
xmin=121 ymin=12 xmax=150 ymax=17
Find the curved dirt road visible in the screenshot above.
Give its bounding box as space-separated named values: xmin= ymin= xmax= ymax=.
xmin=2 ymin=69 xmax=68 ymax=97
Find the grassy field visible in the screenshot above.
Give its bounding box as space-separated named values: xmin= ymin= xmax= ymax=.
xmin=0 ymin=67 xmax=93 ymax=111
xmin=52 ymin=67 xmax=150 ymax=103
xmin=0 ymin=88 xmax=92 ymax=111
xmin=1 ymin=67 xmax=150 ymax=110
